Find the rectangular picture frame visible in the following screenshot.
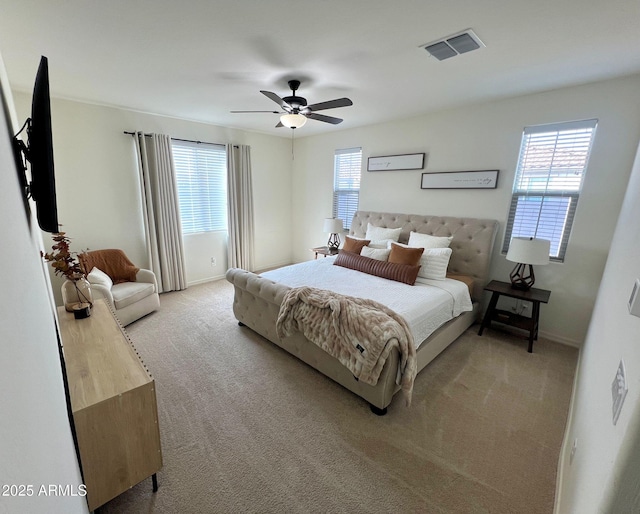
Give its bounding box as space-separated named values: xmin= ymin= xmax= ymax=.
xmin=421 ymin=170 xmax=499 ymax=189
xmin=367 ymin=153 xmax=425 ymax=171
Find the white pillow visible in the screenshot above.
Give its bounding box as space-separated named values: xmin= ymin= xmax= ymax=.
xmin=408 ymin=231 xmax=453 ymax=249
xmin=418 ymin=248 xmax=453 ymax=280
xmin=364 ymin=224 xmax=402 ymax=248
xmin=365 ymin=223 xmax=402 ymax=244
xmin=87 ymin=267 xmax=113 ymax=289
xmin=360 ymin=246 xmax=391 ymax=261
xmin=389 ymin=242 xmax=452 ymax=280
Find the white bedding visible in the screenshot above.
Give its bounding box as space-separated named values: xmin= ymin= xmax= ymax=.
xmin=261 ymin=256 xmax=472 ymax=348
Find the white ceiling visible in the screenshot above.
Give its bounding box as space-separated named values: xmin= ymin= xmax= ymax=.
xmin=1 ymin=0 xmax=639 ymax=138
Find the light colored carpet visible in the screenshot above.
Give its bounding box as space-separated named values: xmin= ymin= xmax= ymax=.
xmin=100 ymin=279 xmax=577 ymax=514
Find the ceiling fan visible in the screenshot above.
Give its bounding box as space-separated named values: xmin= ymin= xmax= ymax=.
xmin=231 ymin=80 xmax=353 ymax=129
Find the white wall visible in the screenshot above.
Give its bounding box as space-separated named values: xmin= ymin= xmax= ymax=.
xmin=292 ymin=73 xmax=640 ymax=346
xmin=555 ymin=140 xmax=640 ymax=512
xmin=11 ymin=93 xmax=293 ymax=297
xmin=0 ymin=54 xmax=87 ymax=514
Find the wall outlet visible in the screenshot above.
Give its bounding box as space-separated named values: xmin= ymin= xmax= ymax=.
xmin=612 ymin=359 xmax=628 ymax=425
xmin=210 ymin=257 xmax=216 ymax=267
xmin=511 ymin=300 xmax=529 ymax=315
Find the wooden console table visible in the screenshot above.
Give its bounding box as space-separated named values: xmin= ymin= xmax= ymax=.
xmin=58 ymin=299 xmax=162 ymax=511
xmin=478 ymin=280 xmax=551 ymax=353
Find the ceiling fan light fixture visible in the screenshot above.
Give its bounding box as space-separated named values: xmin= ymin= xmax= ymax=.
xmin=280 ymin=113 xmax=307 ymax=129
xmin=237 ymin=81 xmax=352 ymax=128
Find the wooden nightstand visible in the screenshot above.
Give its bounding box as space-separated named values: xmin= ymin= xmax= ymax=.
xmin=478 ymin=279 xmax=551 ymax=353
xmin=311 ymin=246 xmax=339 ymax=259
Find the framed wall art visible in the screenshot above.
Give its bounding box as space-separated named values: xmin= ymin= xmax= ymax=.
xmin=367 ymin=153 xmax=425 ymax=171
xmin=421 ymin=170 xmax=499 ymax=189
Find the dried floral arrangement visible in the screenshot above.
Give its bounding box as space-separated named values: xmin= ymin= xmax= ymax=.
xmin=41 ymin=232 xmax=84 ymax=280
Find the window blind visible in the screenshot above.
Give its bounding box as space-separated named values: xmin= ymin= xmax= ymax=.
xmin=503 ymin=119 xmax=597 ymax=261
xmin=333 ymin=147 xmax=362 ymax=230
xmin=172 ymin=141 xmax=227 ymax=234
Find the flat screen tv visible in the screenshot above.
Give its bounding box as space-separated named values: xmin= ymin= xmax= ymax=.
xmin=12 ymin=55 xmax=59 ymax=233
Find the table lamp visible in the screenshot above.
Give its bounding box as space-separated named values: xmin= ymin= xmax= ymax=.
xmin=506 ymin=237 xmax=550 ymax=290
xmin=323 ymin=218 xmax=344 ymax=250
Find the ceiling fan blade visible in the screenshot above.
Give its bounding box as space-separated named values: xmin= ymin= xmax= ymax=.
xmin=260 ymin=90 xmax=292 ymax=110
xmin=230 ymin=110 xmax=281 ymax=113
xmin=306 ymin=98 xmax=353 ymax=112
xmin=306 ymin=113 xmax=343 ymax=125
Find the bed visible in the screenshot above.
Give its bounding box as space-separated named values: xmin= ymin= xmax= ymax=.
xmin=226 ymin=211 xmax=498 ymax=414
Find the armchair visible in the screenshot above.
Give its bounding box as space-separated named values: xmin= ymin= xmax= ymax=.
xmin=79 ymin=249 xmax=160 ymax=326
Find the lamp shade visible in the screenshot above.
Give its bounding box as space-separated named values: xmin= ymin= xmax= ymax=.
xmin=506 ymin=237 xmax=550 ymax=265
xmin=323 ymin=218 xmax=344 ymax=234
xmin=280 ymin=113 xmax=307 ymax=128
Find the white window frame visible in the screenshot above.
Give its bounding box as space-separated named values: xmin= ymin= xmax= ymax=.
xmin=332 ymin=147 xmax=362 ymax=230
xmin=503 ymin=119 xmax=597 ymax=262
xmin=172 ymin=141 xmax=227 ymax=235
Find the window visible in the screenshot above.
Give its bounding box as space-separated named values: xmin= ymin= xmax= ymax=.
xmin=503 ymin=119 xmax=597 ymax=261
xmin=333 ymin=147 xmax=362 ymax=230
xmin=172 ymin=141 xmax=227 ymax=234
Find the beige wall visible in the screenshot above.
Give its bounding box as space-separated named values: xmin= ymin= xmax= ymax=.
xmin=12 ymin=93 xmax=293 ymax=298
xmin=291 ymin=73 xmax=640 ymax=346
xmin=555 ymin=141 xmax=640 ymax=513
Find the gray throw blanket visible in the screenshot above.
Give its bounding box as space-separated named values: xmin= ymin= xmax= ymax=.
xmin=276 ymin=286 xmax=417 ymax=405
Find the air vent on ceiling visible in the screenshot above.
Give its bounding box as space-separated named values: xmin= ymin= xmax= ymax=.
xmin=421 ymin=29 xmax=485 ymax=61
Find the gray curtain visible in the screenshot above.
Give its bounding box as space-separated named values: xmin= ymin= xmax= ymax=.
xmin=226 ymin=144 xmax=255 ymax=270
xmin=134 ymin=132 xmax=187 ymax=292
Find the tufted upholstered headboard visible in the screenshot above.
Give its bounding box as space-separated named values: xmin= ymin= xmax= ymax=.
xmin=350 ymin=211 xmax=499 ymax=300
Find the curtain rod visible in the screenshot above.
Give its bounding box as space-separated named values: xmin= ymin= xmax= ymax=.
xmin=123 ymin=131 xmax=237 ymax=148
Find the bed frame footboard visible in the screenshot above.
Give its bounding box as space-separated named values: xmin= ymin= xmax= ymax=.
xmin=226 ymin=267 xmax=402 ymax=410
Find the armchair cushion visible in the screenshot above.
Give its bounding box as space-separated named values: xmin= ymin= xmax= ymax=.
xmin=112 ymin=282 xmax=155 ymax=310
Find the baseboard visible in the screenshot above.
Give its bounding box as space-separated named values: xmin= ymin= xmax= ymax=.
xmin=539 ymin=330 xmax=582 ymax=348
xmin=185 ymin=262 xmax=293 ymax=288
xmin=187 ymin=274 xmax=226 ymax=287
xmin=484 ymin=325 xmax=582 ymax=348
xmin=254 ymin=261 xmax=293 ymax=273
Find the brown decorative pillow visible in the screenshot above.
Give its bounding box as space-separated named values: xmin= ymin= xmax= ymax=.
xmin=342 ymin=236 xmax=371 ymax=254
xmin=388 ymin=243 xmax=424 ymax=266
xmin=334 ymin=250 xmax=420 ymax=285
